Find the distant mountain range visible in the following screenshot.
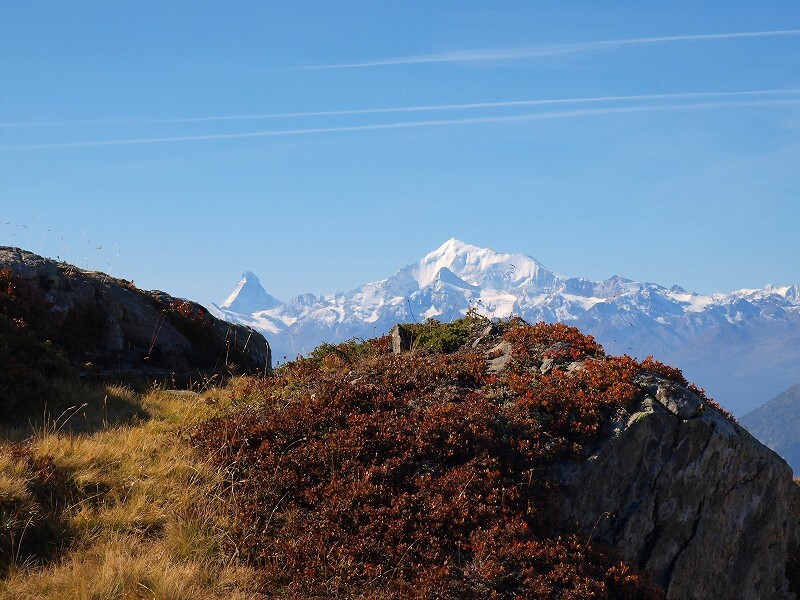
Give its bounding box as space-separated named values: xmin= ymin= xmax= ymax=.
xmin=210 ymin=238 xmax=800 ymax=416
xmin=741 ymin=383 xmax=800 ymax=474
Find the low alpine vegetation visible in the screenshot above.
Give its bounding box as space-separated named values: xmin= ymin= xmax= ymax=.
xmin=195 ymin=318 xmax=671 ymax=598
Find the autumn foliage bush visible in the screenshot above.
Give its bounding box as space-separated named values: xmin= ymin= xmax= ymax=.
xmin=505 ymin=320 xmax=603 ymax=363
xmin=196 ymin=319 xmax=670 ymax=598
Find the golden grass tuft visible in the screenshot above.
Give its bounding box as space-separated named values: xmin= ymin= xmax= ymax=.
xmin=0 ymin=381 xmax=264 ymax=599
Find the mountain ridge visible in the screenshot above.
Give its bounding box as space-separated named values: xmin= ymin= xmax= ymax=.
xmin=211 ymin=239 xmax=800 ymax=415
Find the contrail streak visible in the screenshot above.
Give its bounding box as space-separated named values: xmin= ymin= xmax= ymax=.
xmin=2 ymin=99 xmax=798 ymax=151
xmin=2 ymin=89 xmax=799 ymax=128
xmin=280 ymin=29 xmax=800 ymax=71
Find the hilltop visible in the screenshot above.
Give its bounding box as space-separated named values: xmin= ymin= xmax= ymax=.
xmin=196 ymin=316 xmax=798 ymax=598
xmin=742 ymin=382 xmax=800 ymax=473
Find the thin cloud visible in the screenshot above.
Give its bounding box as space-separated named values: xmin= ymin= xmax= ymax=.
xmin=2 ymin=89 xmax=799 ymax=128
xmin=2 ymin=98 xmax=799 ymax=151
xmin=276 ymin=29 xmax=800 ymax=71
xmin=0 ymin=118 xmax=139 ymax=129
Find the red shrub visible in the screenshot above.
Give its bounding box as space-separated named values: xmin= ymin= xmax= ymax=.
xmin=505 ymin=321 xmax=602 ymax=362
xmin=195 ymin=325 xmax=665 ymax=598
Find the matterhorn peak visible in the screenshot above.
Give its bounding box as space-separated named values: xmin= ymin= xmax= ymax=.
xmin=220 ymin=271 xmax=283 ymax=314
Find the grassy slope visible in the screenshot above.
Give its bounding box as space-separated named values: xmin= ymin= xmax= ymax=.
xmin=0 ymin=382 xmax=263 ymax=599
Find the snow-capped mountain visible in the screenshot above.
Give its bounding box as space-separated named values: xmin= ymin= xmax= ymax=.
xmin=220 ymin=271 xmax=283 ymax=315
xmin=210 ymin=238 xmax=800 ymax=416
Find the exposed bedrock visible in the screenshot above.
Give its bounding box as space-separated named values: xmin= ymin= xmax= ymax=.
xmin=556 ymin=377 xmax=799 ymax=599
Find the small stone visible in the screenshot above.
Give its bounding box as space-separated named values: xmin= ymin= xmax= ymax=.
xmin=655 ymin=382 xmax=703 ymax=420
xmin=390 ymin=324 xmax=413 ymax=354
xmin=566 ymin=361 xmax=584 ymax=373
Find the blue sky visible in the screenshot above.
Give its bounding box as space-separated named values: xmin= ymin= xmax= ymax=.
xmin=1 ymin=2 xmax=799 ymax=305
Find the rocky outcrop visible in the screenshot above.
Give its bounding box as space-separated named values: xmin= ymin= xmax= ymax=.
xmin=0 ymin=247 xmax=270 ymax=380
xmin=407 ymin=319 xmax=800 ymax=598
xmin=555 ymin=376 xmax=799 ymax=599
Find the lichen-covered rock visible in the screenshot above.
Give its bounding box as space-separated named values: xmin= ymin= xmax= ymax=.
xmin=0 ymin=246 xmax=270 ymax=380
xmin=555 ymin=375 xmax=799 ymax=599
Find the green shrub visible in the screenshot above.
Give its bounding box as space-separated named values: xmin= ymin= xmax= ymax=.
xmin=407 ymin=318 xmax=474 ymax=353
xmin=308 ymin=335 xmax=392 ymax=367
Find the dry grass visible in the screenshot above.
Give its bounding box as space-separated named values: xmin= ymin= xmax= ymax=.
xmin=0 ymin=380 xmax=264 ymax=599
